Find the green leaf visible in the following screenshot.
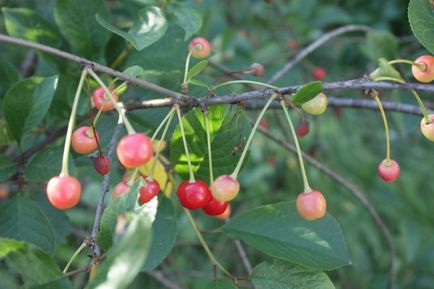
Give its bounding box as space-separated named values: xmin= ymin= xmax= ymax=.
xmin=251 ymin=260 xmax=335 ymax=289
xmin=409 ymin=0 xmax=434 ymax=54
xmin=222 ymin=202 xmax=351 ymax=271
xmin=97 ymin=180 xmax=141 ymax=251
xmin=3 ymin=76 xmax=58 ymax=143
xmin=189 ymin=79 xmax=210 ymax=89
xmin=54 ymin=0 xmax=111 ymax=59
xmin=142 ymin=198 xmax=177 ymax=271
xmin=0 ymin=61 xmax=20 ymax=97
xmin=29 ymin=278 xmax=73 ymax=289
xmin=170 ymin=105 xmax=249 ymax=183
xmin=122 ymin=66 xmax=144 ymax=78
xmin=0 ymin=197 xmax=56 ymax=254
xmin=292 ymin=81 xmax=323 ymax=105
xmin=88 ymin=216 xmax=152 ymax=289
xmin=204 ymin=279 xmax=238 ymax=289
xmin=364 ymin=31 xmax=398 ymax=61
xmin=0 ymin=155 xmax=17 ymax=182
xmin=0 ymin=238 xmax=26 ymax=258
xmin=96 ymin=6 xmax=167 ymax=51
xmin=187 ymin=60 xmax=208 ymax=81
xmin=2 ymin=8 xmax=62 ymax=47
xmin=169 ymin=5 xmax=203 ymax=40
xmin=369 ymin=58 xmax=404 ymax=82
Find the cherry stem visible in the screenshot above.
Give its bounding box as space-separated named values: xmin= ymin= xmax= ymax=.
xmin=113 ymin=81 xmax=128 ymax=95
xmin=388 ymin=59 xmax=426 ymax=71
xmin=86 ymin=69 xmax=136 ymax=134
xmin=182 ymin=50 xmax=193 ymax=86
xmin=373 ymin=94 xmax=392 ymax=164
xmin=150 ymin=109 xmax=175 ymax=179
xmin=184 ymin=208 xmax=234 ymax=280
xmin=231 ymin=94 xmax=277 ymax=179
xmin=92 ymin=105 xmax=105 ymax=128
xmin=127 ymin=168 xmax=139 ymax=186
xmin=204 ymin=110 xmax=214 ymax=185
xmin=213 ymin=80 xmax=278 ymax=90
xmin=280 ymin=100 xmax=312 ymax=192
xmin=87 ymin=78 xmax=103 ymax=155
xmin=61 ymin=69 xmax=87 ymax=176
xmin=175 ymin=105 xmax=195 ymax=182
xmin=151 ymin=108 xmax=175 ymax=142
xmin=63 ymin=242 xmax=87 ymax=274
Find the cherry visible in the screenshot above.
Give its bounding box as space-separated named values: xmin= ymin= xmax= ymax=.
xmin=139 ymin=177 xmax=160 ymax=204
xmin=378 ymin=159 xmax=400 ymax=182
xmin=116 ymin=133 xmax=153 ymax=168
xmin=420 ymin=114 xmax=434 ymax=141
xmin=177 ymin=180 xmax=211 ymax=210
xmin=312 ymin=67 xmax=326 ymax=80
xmin=287 ymin=39 xmax=298 ymax=49
xmin=112 ymin=181 xmax=129 ymax=200
xmin=211 ymin=175 xmax=240 ymax=202
xmin=189 ymin=37 xmax=211 ymax=59
xmin=301 ymin=92 xmax=328 ymax=115
xmin=202 ymin=196 xmax=229 ymax=216
xmin=295 ymin=121 xmax=310 ymax=137
xmin=249 ymin=63 xmax=265 ymax=77
xmin=0 ymin=184 xmax=10 ymax=199
xmin=259 ymin=119 xmax=269 ymax=129
xmin=71 ymin=126 xmax=99 ymax=154
xmin=93 ymin=155 xmax=110 ymax=175
xmin=46 ymin=175 xmax=81 ymax=210
xmin=92 ymin=86 xmax=119 ymax=112
xmin=411 ymin=55 xmax=434 ymax=83
xmin=214 ymin=204 xmax=232 ymax=220
xmin=296 ymin=190 xmax=326 ymax=221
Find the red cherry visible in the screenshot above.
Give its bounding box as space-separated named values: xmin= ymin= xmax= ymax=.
xmin=203 ymin=196 xmax=228 ymax=216
xmin=189 ymin=37 xmax=211 ymax=59
xmin=92 ymin=87 xmax=119 ymax=112
xmin=312 ymin=67 xmax=326 ymax=80
xmin=116 ymin=133 xmax=153 ymax=168
xmin=177 ymin=180 xmax=211 ymax=210
xmin=93 ymin=155 xmax=111 ymax=175
xmin=112 ymin=182 xmax=129 ymax=200
xmin=138 ymin=177 xmax=160 ymax=204
xmin=287 ymin=39 xmax=298 ymax=49
xmin=249 ymin=63 xmax=265 ymax=77
xmin=71 ymin=126 xmax=99 ymax=154
xmin=378 ymin=159 xmax=400 ymax=182
xmin=0 ymin=184 xmax=10 ymax=199
xmin=412 ymin=55 xmax=434 ymax=83
xmin=214 ymin=204 xmax=232 ymax=220
xmin=46 ymin=175 xmax=81 ymax=210
xmin=259 ymin=119 xmax=269 ymax=129
xmin=211 ymin=175 xmax=240 ymax=202
xmin=420 ymin=114 xmax=434 ymax=141
xmin=296 ymin=190 xmax=327 ymax=221
xmin=295 ymin=121 xmax=310 ymax=137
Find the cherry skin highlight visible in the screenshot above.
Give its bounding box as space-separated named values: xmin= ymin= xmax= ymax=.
xmin=420 ymin=114 xmax=434 ymax=141
xmin=112 ymin=182 xmax=129 ymax=200
xmin=296 ymin=190 xmax=326 ymax=221
xmin=312 ymin=67 xmax=326 ymax=80
xmin=92 ymin=86 xmax=119 ymax=112
xmin=189 ymin=37 xmax=211 ymax=59
xmin=138 ymin=177 xmax=160 ymax=204
xmin=116 ymin=133 xmax=153 ymax=168
xmin=93 ymin=155 xmax=110 ymax=175
xmin=301 ymin=93 xmax=328 ymax=115
xmin=71 ymin=126 xmax=99 ymax=154
xmin=46 ymin=175 xmax=81 ymax=210
xmin=214 ymin=204 xmax=232 ymax=220
xmin=378 ymin=159 xmax=400 ymax=182
xmin=177 ymin=180 xmax=211 ymax=210
xmin=211 ymin=174 xmax=240 ymax=202
xmin=411 ymin=55 xmax=434 ymax=83
xmin=295 ymin=121 xmax=310 ymax=137
xmin=202 ymin=196 xmax=229 ymax=216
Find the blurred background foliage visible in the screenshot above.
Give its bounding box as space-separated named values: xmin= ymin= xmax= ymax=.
xmin=1 ymin=0 xmax=434 ymax=289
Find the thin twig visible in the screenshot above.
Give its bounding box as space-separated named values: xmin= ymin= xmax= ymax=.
xmin=147 ymin=271 xmax=186 ymax=289
xmin=64 ymin=266 xmax=90 ymax=277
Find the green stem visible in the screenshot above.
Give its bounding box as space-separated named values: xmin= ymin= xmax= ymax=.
xmin=87 ymin=69 xmax=135 ymax=134
xmin=184 ymin=208 xmax=234 ymax=279
xmin=204 ymin=111 xmax=214 ymax=185
xmin=150 ymin=110 xmax=175 ymax=179
xmin=388 ymin=59 xmax=426 ymax=70
xmin=280 ymin=100 xmax=312 ymax=192
xmin=231 ymin=94 xmax=276 ymax=179
xmin=374 ymin=95 xmax=391 ymax=164
xmin=63 ymin=242 xmax=87 ymax=274
xmin=151 ymin=108 xmax=175 ymax=142
xmin=61 ymin=70 xmax=87 ymax=176
xmin=176 ymin=106 xmax=195 ymax=182
xmin=183 ymin=50 xmax=193 ymax=86
xmin=93 ymin=105 xmax=105 ymax=127
xmin=213 ymin=80 xmax=278 ymax=90
xmin=127 ymin=168 xmax=139 ymax=186
xmin=113 ymin=81 xmax=128 ymax=95
xmin=410 ymin=89 xmax=432 ymax=123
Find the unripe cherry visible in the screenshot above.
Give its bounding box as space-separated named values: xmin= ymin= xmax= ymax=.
xmin=138 ymin=177 xmax=160 ymax=204
xmin=46 ymin=175 xmax=81 ymax=210
xmin=92 ymin=87 xmax=119 ymax=112
xmin=177 ymin=180 xmax=211 ymax=210
xmin=249 ymin=63 xmax=265 ymax=77
xmin=411 ymin=55 xmax=434 ymax=83
xmin=301 ymin=92 xmax=328 ymax=115
xmin=214 ymin=204 xmax=232 ymax=220
xmin=71 ymin=126 xmax=99 ymax=154
xmin=420 ymin=114 xmax=434 ymax=141
xmin=296 ymin=190 xmax=326 ymax=221
xmin=93 ymin=155 xmax=111 ymax=175
xmin=312 ymin=67 xmax=326 ymax=80
xmin=202 ymin=196 xmax=229 ymax=216
xmin=112 ymin=182 xmax=129 ymax=200
xmin=378 ymin=159 xmax=400 ymax=182
xmin=116 ymin=133 xmax=153 ymax=168
xmin=295 ymin=121 xmax=310 ymax=137
xmin=189 ymin=37 xmax=211 ymax=59
xmin=211 ymin=175 xmax=240 ymax=202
